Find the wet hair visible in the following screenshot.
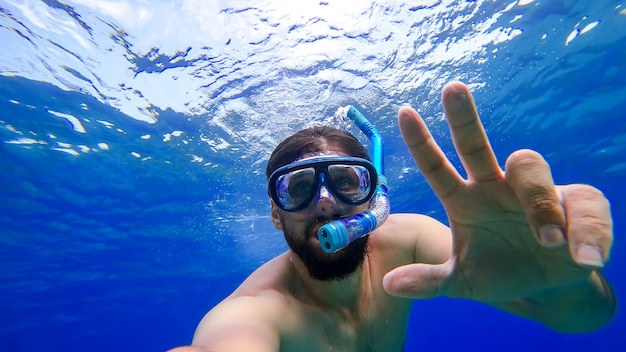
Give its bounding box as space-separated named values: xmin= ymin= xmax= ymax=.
xmin=266 ymin=126 xmax=371 ymax=179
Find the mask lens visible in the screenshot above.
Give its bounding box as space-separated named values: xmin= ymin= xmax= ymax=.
xmin=275 ymin=168 xmax=316 ymax=210
xmin=327 ymin=164 xmax=372 ymax=203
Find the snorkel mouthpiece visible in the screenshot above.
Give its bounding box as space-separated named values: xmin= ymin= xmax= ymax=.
xmin=318 ymin=106 xmax=390 ymax=253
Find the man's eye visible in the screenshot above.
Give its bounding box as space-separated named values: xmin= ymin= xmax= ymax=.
xmin=289 ymin=181 xmax=312 ymax=199
xmin=332 ymin=174 xmax=359 ymax=192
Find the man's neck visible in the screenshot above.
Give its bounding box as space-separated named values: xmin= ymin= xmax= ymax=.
xmin=289 ymin=251 xmax=372 ymax=316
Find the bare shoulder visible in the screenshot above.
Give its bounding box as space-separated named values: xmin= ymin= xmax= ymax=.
xmin=195 ymin=290 xmax=291 ymax=336
xmin=191 ymin=253 xmax=296 ymax=350
xmin=371 ymin=213 xmax=452 ymax=265
xmin=191 ymin=291 xmax=290 ymax=351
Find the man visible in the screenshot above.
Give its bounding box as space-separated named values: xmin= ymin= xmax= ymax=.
xmin=170 ymin=82 xmax=615 ymax=351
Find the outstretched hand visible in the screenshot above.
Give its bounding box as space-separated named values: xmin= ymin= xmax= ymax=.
xmin=383 ymin=81 xmax=613 ymax=303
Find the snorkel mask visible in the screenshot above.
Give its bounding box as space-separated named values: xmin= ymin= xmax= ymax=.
xmin=268 ymin=156 xmax=378 ymax=213
xmin=268 ymin=106 xmax=389 ymax=253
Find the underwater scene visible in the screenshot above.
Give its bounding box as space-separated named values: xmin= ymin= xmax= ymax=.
xmin=1 ymin=0 xmax=625 ymax=351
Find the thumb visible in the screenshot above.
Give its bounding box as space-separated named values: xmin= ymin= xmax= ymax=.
xmin=382 ymin=260 xmax=454 ymax=299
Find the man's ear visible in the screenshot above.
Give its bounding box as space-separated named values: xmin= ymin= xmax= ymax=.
xmin=270 ymin=200 xmax=283 ymax=230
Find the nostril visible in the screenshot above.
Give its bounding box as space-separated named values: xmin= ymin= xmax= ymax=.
xmin=318 ymin=203 xmax=336 ymax=214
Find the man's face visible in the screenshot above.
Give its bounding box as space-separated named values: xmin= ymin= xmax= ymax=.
xmin=270 ymin=151 xmax=371 ymax=281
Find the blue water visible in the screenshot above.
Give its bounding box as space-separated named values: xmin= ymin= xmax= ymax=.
xmin=1 ymin=0 xmax=624 ymax=351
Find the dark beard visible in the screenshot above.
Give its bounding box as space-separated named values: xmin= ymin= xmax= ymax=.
xmin=281 ymin=215 xmax=369 ymax=282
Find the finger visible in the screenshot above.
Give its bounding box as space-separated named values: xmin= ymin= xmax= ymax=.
xmin=442 ymin=81 xmax=502 ymax=182
xmin=382 ymin=260 xmax=454 ymax=299
xmin=398 ymin=106 xmax=464 ymax=199
xmin=505 ymin=149 xmax=566 ymax=247
xmin=560 ymin=184 xmax=612 ymax=268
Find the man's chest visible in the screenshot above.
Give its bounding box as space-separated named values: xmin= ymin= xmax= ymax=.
xmin=280 ymin=296 xmax=412 ymax=352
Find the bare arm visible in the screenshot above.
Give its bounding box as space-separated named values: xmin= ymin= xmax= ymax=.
xmin=171 ymin=296 xmax=281 ymax=352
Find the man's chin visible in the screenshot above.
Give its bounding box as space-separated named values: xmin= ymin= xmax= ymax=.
xmin=302 ymin=236 xmax=369 ymax=282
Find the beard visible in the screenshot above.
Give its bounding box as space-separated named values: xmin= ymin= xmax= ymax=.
xmin=280 ymin=214 xmax=369 ymax=282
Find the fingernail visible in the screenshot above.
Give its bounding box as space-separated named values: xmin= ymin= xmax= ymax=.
xmin=538 ymin=225 xmax=565 ymax=247
xmin=576 ymin=244 xmax=604 ymax=268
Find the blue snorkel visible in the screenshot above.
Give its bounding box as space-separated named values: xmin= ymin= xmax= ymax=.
xmin=318 ymin=106 xmax=390 ymax=253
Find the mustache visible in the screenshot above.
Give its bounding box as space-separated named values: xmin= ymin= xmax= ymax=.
xmin=304 ymin=214 xmax=343 ymax=236
xmin=314 ymin=214 xmax=342 ymax=223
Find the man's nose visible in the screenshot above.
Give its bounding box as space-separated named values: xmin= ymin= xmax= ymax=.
xmin=314 ymin=185 xmax=336 ymax=214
